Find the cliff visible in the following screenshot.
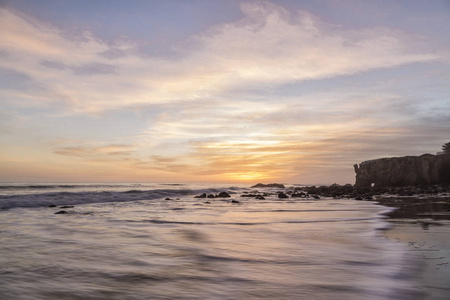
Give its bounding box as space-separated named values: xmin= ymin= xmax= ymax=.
xmin=354 ymin=153 xmax=450 ymax=188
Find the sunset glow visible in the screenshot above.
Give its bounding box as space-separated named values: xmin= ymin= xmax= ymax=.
xmin=1 ymin=0 xmax=449 ymax=184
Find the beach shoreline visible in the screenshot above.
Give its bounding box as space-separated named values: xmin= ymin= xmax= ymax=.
xmin=286 ymin=182 xmax=450 ymax=299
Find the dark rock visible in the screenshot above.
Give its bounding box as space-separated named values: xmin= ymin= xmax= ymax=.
xmin=241 ymin=194 xmax=258 ymax=197
xmin=165 ymin=198 xmax=172 ymax=200
xmin=251 ymin=183 xmax=285 ymax=188
xmin=255 ymin=195 xmax=265 ymax=200
xmin=231 ymin=200 xmax=240 ymax=204
xmin=48 ymin=204 xmax=56 ymax=208
xmin=354 ymin=152 xmax=450 ymax=188
xmin=207 ymin=194 xmax=215 ymax=198
xmin=217 ymin=192 xmax=231 ymax=198
xmin=194 ymin=193 xmax=207 ymax=198
xmin=278 ymin=192 xmax=288 ymax=199
xmin=312 ymin=195 xmax=320 ymax=199
xmin=204 ymin=201 xmax=211 ymax=204
xmin=291 ymin=192 xmax=306 ymax=198
xmin=399 ymin=190 xmax=414 ymax=197
xmin=60 ymin=205 xmax=74 ymax=209
xmin=55 ymin=210 xmax=67 ymax=214
xmin=285 ymin=182 xmax=450 ymax=200
xmin=304 ymin=186 xmax=318 ymax=194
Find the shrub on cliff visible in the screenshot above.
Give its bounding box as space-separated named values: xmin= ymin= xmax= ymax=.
xmin=442 ymin=142 xmax=450 ymax=154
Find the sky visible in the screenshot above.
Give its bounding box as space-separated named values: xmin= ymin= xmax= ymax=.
xmin=0 ymin=0 xmax=449 ymax=184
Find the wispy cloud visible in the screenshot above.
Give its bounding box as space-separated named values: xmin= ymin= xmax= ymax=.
xmin=54 ymin=143 xmax=135 ymax=159
xmin=0 ymin=2 xmax=440 ymax=112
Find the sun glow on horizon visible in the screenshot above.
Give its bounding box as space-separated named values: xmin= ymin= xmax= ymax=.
xmin=0 ymin=1 xmax=449 ymax=184
xmin=224 ymin=171 xmax=273 ymax=182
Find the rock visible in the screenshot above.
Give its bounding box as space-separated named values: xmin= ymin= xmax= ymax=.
xmin=291 ymin=192 xmax=306 ymax=198
xmin=304 ymin=186 xmax=318 ymax=194
xmin=204 ymin=201 xmax=211 ymax=204
xmin=194 ymin=193 xmax=207 ymax=198
xmin=60 ymin=205 xmax=74 ymax=209
xmin=241 ymin=194 xmax=257 ymax=197
xmin=48 ymin=204 xmax=56 ymax=208
xmin=207 ymin=194 xmax=215 ymax=198
xmin=217 ymin=192 xmax=231 ymax=198
xmin=55 ymin=210 xmax=67 ymax=214
xmin=354 ymin=153 xmax=450 ymax=188
xmin=278 ymin=192 xmax=288 ymax=199
xmin=251 ymin=183 xmax=285 ymax=189
xmin=255 ymin=195 xmax=265 ymax=200
xmin=231 ymin=200 xmax=240 ymax=204
xmin=312 ymin=195 xmax=320 ymax=199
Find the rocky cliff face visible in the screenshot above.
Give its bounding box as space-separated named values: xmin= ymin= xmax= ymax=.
xmin=354 ymin=153 xmax=450 ymax=188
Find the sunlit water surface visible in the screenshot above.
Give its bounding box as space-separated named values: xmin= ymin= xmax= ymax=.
xmin=0 ymin=184 xmax=422 ymax=299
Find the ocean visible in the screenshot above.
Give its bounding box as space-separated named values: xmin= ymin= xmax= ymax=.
xmin=0 ymin=183 xmax=422 ymax=299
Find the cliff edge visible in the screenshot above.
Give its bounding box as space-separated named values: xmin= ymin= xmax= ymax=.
xmin=354 ymin=153 xmax=450 ymax=188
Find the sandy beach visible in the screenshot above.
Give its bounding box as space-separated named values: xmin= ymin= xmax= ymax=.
xmin=378 ymin=196 xmax=450 ymax=299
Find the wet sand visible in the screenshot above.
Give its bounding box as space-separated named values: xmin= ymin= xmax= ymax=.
xmin=378 ymin=196 xmax=450 ymax=299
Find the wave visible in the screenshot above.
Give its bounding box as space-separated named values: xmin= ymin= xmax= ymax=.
xmin=0 ymin=187 xmax=237 ymax=210
xmin=134 ymin=217 xmax=378 ymax=226
xmin=0 ymin=183 xmax=152 ymax=190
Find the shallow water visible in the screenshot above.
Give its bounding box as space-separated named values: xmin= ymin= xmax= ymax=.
xmin=0 ymin=184 xmax=422 ymax=299
xmin=385 ymin=219 xmax=450 ymax=300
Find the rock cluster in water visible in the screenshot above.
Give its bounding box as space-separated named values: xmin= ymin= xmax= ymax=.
xmin=194 ymin=192 xmax=231 ymax=198
xmin=221 ymin=184 xmax=449 ymax=201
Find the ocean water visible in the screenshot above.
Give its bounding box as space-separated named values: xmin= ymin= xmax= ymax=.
xmin=0 ymin=183 xmax=422 ymax=299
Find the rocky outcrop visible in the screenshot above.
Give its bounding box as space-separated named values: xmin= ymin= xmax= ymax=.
xmin=251 ymin=183 xmax=285 ymax=188
xmin=354 ymin=153 xmax=450 ymax=188
xmin=217 ymin=192 xmax=231 ymax=198
xmin=277 ymin=192 xmax=288 ymax=198
xmin=194 ymin=191 xmax=231 ymax=198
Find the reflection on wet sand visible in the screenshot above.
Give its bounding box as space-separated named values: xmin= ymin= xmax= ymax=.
xmin=380 ymin=196 xmax=450 ymax=299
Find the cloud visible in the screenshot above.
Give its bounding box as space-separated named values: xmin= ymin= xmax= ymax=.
xmin=132 ymin=86 xmax=450 ymax=183
xmin=72 ymin=63 xmax=117 ymax=76
xmin=54 ymin=143 xmax=135 ymax=159
xmin=0 ymin=110 xmax=22 ymax=134
xmin=1 ymin=2 xmax=449 ymax=183
xmin=153 ymin=125 xmax=436 ymax=183
xmin=193 ymin=1 xmax=437 ymax=85
xmin=40 ymin=60 xmax=68 ymax=70
xmin=0 ymin=3 xmax=441 ymax=113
